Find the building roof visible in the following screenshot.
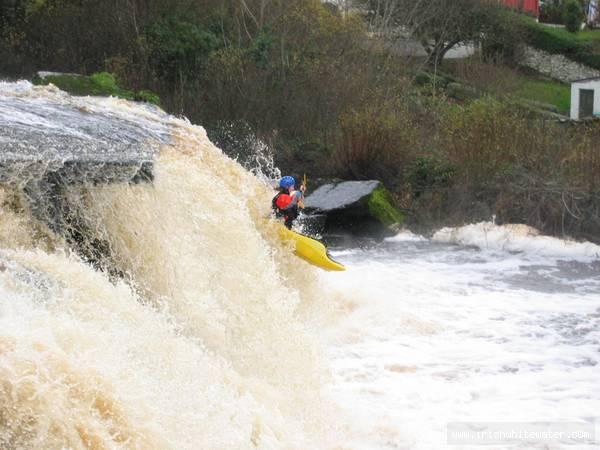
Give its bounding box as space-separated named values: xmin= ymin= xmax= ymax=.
xmin=572 ymin=76 xmax=600 ymax=83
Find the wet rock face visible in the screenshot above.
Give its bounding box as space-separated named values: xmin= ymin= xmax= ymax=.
xmin=304 ymin=180 xmax=381 ymax=211
xmin=0 ymin=82 xmax=171 ymax=232
xmin=304 ymin=180 xmax=404 ymax=237
xmin=0 ymin=87 xmax=169 ymax=184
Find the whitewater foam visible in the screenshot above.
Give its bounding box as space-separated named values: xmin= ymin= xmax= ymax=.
xmin=433 ymin=221 xmax=600 ymax=260
xmin=384 ymin=229 xmax=427 ymax=243
xmin=0 ymin=82 xmax=328 ymax=449
xmin=324 ymin=226 xmax=600 ymax=449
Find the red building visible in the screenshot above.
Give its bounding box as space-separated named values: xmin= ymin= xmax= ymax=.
xmin=502 ymin=0 xmax=540 ymax=17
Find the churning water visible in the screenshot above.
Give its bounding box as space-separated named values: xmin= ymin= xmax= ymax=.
xmin=324 ymin=223 xmax=600 ymax=449
xmin=0 ymin=81 xmax=327 ymax=449
xmin=1 ymin=82 xmax=599 ymax=450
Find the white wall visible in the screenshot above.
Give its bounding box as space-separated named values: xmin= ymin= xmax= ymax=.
xmin=588 ymin=0 xmax=599 ymax=24
xmin=570 ymin=79 xmax=600 ymax=120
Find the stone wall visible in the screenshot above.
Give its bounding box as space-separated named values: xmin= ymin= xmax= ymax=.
xmin=521 ymin=46 xmax=600 ymax=83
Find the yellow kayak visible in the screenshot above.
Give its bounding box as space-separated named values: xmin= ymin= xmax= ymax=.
xmin=278 ymin=226 xmax=346 ymax=271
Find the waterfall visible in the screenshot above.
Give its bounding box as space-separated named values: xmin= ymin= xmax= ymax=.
xmin=0 ymin=81 xmax=329 ymax=449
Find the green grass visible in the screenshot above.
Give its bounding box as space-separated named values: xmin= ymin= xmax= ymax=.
xmin=536 ymin=22 xmax=600 ymax=44
xmin=574 ymin=30 xmax=600 ymax=42
xmin=439 ymin=58 xmax=571 ymax=115
xmin=513 ymin=76 xmax=571 ymax=114
xmin=524 ymin=16 xmax=600 ymax=44
xmin=32 ymin=72 xmax=161 ymax=106
xmin=550 ymin=28 xmax=600 ymax=44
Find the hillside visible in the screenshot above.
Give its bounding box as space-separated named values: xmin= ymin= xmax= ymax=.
xmin=1 ymin=0 xmax=600 ymax=241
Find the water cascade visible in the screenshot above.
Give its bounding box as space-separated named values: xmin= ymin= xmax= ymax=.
xmin=0 ymin=81 xmax=328 ymax=449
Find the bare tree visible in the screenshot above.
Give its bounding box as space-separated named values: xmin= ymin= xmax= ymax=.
xmin=358 ymin=0 xmax=503 ymax=68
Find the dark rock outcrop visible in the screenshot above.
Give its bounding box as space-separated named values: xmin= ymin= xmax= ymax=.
xmin=304 ymin=180 xmax=404 ymax=237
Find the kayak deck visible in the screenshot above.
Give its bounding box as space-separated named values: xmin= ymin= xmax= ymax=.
xmin=278 ymin=226 xmax=345 ymax=271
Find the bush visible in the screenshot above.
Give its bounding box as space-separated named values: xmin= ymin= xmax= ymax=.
xmin=426 ymin=96 xmax=600 ymax=239
xmin=406 ymin=156 xmax=455 ymax=198
xmin=564 ymin=0 xmax=583 ymax=33
xmin=333 ymin=98 xmax=418 ymax=186
xmin=414 ymin=72 xmax=434 ymax=86
xmin=481 ymin=10 xmax=526 ymax=65
xmin=134 ymin=90 xmax=162 ymax=106
xmin=446 ymin=59 xmax=522 ymax=95
xmin=441 ymin=97 xmax=534 ymax=183
xmin=540 ymin=0 xmax=565 ymax=24
xmin=522 ymin=16 xmax=579 ymax=53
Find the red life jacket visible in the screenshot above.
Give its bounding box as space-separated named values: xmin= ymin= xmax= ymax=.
xmin=275 ymin=193 xmax=293 ymax=210
xmin=272 ymin=192 xmax=300 ymax=229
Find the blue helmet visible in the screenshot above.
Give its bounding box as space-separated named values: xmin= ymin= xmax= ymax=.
xmin=279 ymin=176 xmax=295 ymax=189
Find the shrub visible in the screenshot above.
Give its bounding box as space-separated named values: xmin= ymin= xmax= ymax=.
xmin=89 ymin=72 xmax=120 ymax=93
xmin=481 ymin=10 xmax=526 ymax=65
xmin=441 ymin=97 xmax=534 ymax=183
xmin=447 ymin=59 xmax=522 ymax=95
xmin=522 ymin=17 xmax=579 ymax=53
xmin=134 ymin=90 xmax=161 ymax=106
xmin=334 ymin=99 xmax=418 ymax=186
xmin=540 ymin=0 xmax=565 ymax=24
xmin=414 ymin=72 xmax=434 ymax=86
xmin=564 ymin=0 xmax=583 ymax=33
xmin=394 ymin=94 xmax=600 ymax=240
xmin=250 ymin=28 xmax=274 ymax=68
xmin=406 ymin=156 xmax=455 ymax=198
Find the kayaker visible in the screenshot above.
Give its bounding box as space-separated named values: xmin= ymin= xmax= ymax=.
xmin=272 ymin=176 xmax=306 ymax=229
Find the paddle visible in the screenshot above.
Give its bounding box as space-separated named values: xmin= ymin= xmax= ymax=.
xmin=299 ymin=173 xmax=307 ymax=209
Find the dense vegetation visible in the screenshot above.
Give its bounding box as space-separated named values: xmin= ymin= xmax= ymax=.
xmin=522 ymin=16 xmax=600 ymax=69
xmin=540 ymin=0 xmax=598 ymax=29
xmin=1 ymin=0 xmax=600 ymax=241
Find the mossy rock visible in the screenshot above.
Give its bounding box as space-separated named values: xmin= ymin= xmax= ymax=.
xmin=33 ymin=71 xmax=161 ymax=106
xmin=304 ymin=180 xmax=404 ymax=236
xmin=367 ymin=185 xmax=405 ymax=227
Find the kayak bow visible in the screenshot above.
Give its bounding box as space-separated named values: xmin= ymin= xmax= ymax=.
xmin=278 ymin=225 xmax=345 ymax=271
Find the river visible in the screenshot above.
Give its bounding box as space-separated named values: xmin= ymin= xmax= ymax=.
xmin=324 ymin=224 xmax=600 ymax=449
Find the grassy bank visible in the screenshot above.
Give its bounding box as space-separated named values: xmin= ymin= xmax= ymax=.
xmin=522 ymin=17 xmax=600 ymax=69
xmin=33 ymin=72 xmax=161 ymax=105
xmin=442 ymin=59 xmax=571 ymax=114
xmin=513 ymin=75 xmax=570 ymax=113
